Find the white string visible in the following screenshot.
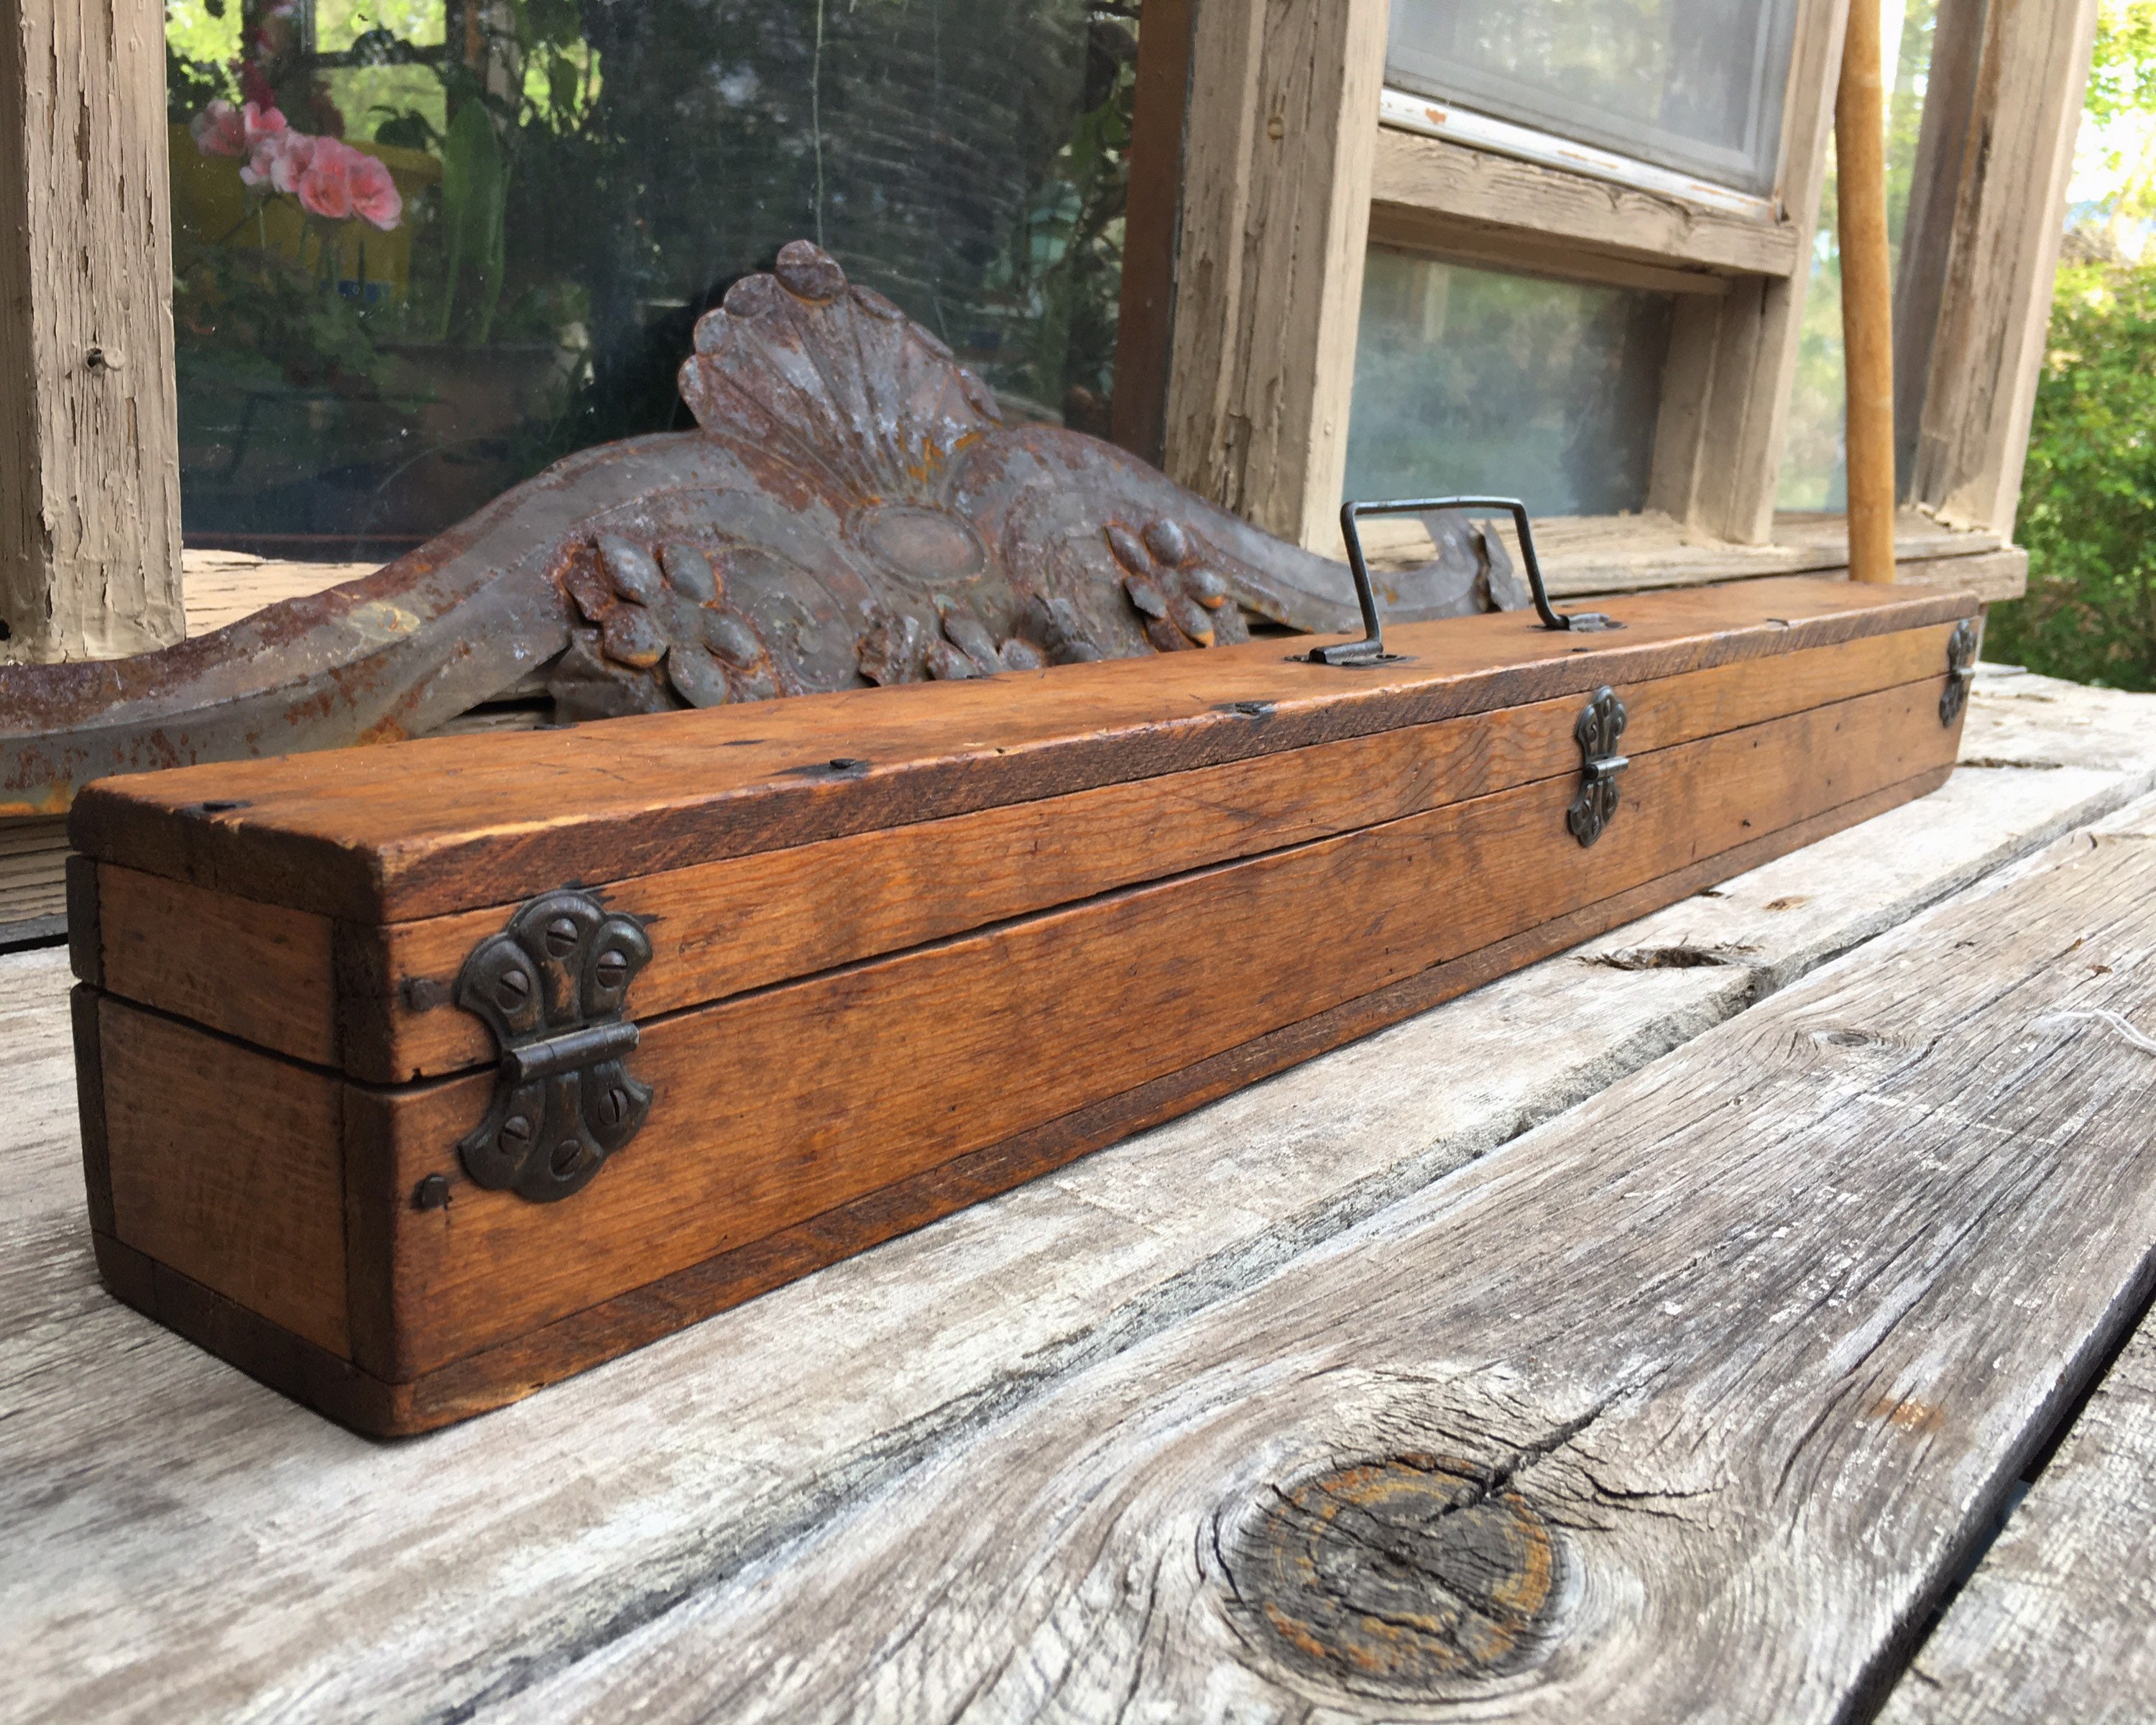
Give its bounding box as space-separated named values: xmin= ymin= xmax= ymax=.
xmin=2039 ymin=1009 xmax=2156 ymax=1054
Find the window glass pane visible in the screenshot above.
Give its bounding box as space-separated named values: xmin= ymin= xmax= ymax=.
xmin=1386 ymin=0 xmax=1802 ymax=195
xmin=163 ymin=0 xmax=1136 ymax=558
xmin=1343 ymin=250 xmax=1673 ymax=518
xmin=1778 ymin=0 xmax=1933 ymax=510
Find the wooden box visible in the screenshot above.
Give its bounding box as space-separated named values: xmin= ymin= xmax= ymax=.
xmin=66 ymin=576 xmax=1976 ymax=1435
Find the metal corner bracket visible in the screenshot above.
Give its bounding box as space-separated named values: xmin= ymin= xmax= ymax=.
xmin=454 ymin=888 xmax=653 ymax=1203
xmin=1568 ymin=686 xmax=1629 ymax=849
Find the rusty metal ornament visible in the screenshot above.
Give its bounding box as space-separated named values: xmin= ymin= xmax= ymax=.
xmin=456 ymin=890 xmax=652 ymax=1203
xmin=0 ymin=239 xmax=1520 ymax=813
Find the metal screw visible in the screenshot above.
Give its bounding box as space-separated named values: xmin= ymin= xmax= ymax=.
xmin=594 ymin=948 xmax=629 ymax=992
xmin=598 ymin=1085 xmax=631 ymax=1128
xmin=499 ymin=1113 xmax=533 ymax=1153
xmin=544 ymin=915 xmax=581 ymax=956
xmin=550 ymin=1139 xmax=586 ymax=1178
xmin=412 ymin=1174 xmax=451 ymax=1211
xmin=494 ymin=967 xmax=533 ymax=1011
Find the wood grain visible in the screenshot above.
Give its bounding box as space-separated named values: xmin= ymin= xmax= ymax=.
xmin=98 ymin=997 xmax=350 ymax=1356
xmin=489 ymin=802 xmax=2156 ymax=1724
xmin=1107 ymin=0 xmax=1192 ymax=468
xmin=4 ymin=671 xmax=2151 ymax=1724
xmin=1368 ymin=125 xmax=1800 ymax=279
xmin=339 ymin=760 xmax=1955 ymax=1432
xmin=95 ymin=865 xmax=338 ymax=1067
xmin=1892 ymin=0 xmax=1987 ymax=487
xmin=1159 ymin=0 xmax=1388 ymax=549
xmin=67 ymin=578 xmax=1970 ymax=924
xmin=78 ymin=621 xmax=1959 ymax=1081
xmin=0 ymin=0 xmax=184 ymax=663
xmin=1839 ymin=0 xmax=1899 ymax=583
xmin=1914 ymin=0 xmax=2099 ymax=534
xmin=357 ymin=624 xmax=1961 ymax=1081
xmin=350 ymin=676 xmax=1959 ymax=1380
xmin=1881 ymin=1303 xmax=2156 ymax=1722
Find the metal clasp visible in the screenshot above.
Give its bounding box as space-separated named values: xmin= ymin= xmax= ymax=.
xmin=1940 ymin=617 xmax=1978 ymax=726
xmin=455 ymin=889 xmax=653 ymax=1204
xmin=1568 ymin=687 xmax=1628 ymax=848
xmin=1312 ymin=495 xmax=1621 ymax=667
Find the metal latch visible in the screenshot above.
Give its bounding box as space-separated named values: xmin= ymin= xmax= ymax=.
xmin=1313 ymin=496 xmax=1622 ymax=667
xmin=454 ymin=888 xmax=653 ymax=1203
xmin=1940 ymin=617 xmax=1978 ymax=725
xmin=1568 ymin=686 xmax=1628 ymax=848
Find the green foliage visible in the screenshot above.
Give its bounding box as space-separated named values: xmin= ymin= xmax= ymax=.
xmin=1987 ymin=263 xmax=2156 ymax=687
xmin=436 ymin=98 xmax=511 ymax=344
xmin=2087 ymin=1 xmax=2156 ymax=125
xmin=172 ymin=244 xmax=402 ymax=395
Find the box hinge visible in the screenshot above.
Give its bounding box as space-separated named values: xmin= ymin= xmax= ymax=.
xmin=1568 ymin=686 xmax=1629 ymax=849
xmin=1941 ymin=618 xmax=1978 ymax=726
xmin=453 ymin=889 xmax=653 ymax=1204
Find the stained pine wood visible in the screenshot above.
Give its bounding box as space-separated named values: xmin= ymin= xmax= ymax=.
xmin=67 ymin=579 xmax=1970 ymax=924
xmin=96 ymin=998 xmax=349 ymax=1356
xmin=83 ymin=622 xmax=1960 ymax=1080
xmin=1881 ymin=1302 xmax=2156 ymax=1722
xmin=4 ymin=668 xmax=2152 ymax=1722
xmin=486 ymin=804 xmax=2156 ymax=1724
xmin=93 ymin=674 xmax=1959 ymax=1410
xmin=93 ymin=868 xmax=338 ymax=1067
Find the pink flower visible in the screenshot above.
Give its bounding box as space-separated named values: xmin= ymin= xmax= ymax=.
xmin=344 ymin=151 xmax=403 ymax=231
xmin=225 ymin=124 xmax=402 ymax=231
xmin=191 ymin=99 xmax=287 ymax=161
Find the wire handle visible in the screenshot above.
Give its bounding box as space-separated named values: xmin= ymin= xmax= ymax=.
xmin=1309 ymin=496 xmax=1621 ymax=666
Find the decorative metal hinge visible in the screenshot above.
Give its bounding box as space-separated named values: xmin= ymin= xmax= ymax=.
xmin=1941 ymin=617 xmax=1978 ymax=726
xmin=1568 ymin=686 xmax=1629 ymax=849
xmin=455 ymin=889 xmax=653 ymax=1203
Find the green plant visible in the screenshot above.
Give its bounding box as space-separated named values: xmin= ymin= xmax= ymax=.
xmin=1986 ymin=2 xmax=2156 ymax=685
xmin=1986 ymin=261 xmax=2156 ymax=687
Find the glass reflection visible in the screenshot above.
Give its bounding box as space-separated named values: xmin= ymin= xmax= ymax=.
xmin=1386 ymin=0 xmax=1802 ymax=193
xmin=1344 ymin=249 xmax=1673 ymax=518
xmin=164 ymin=0 xmax=1136 ymax=557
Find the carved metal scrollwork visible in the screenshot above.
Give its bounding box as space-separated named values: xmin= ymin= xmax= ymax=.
xmin=1940 ymin=617 xmax=1979 ymax=726
xmin=1567 ymin=686 xmax=1630 ymax=849
xmin=455 ymin=890 xmax=653 ymax=1203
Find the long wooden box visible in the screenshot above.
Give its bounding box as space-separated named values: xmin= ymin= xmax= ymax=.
xmin=66 ymin=577 xmax=1976 ymax=1435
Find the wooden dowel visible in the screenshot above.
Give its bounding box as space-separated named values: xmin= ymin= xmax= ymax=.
xmin=1839 ymin=0 xmax=1898 ymax=582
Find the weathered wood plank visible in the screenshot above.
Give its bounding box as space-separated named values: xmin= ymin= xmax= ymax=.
xmin=1368 ymin=125 xmax=1801 ymax=280
xmin=1 ymin=672 xmax=2152 ymax=1722
xmin=490 ymin=797 xmax=2156 ymax=1724
xmin=1159 ymin=0 xmax=1388 ymax=549
xmin=1913 ymin=0 xmax=2099 ymax=534
xmin=1881 ymin=1320 xmax=2156 ymax=1722
xmin=0 ymin=0 xmax=185 ymax=663
xmin=1646 ymin=0 xmax=1851 ymax=545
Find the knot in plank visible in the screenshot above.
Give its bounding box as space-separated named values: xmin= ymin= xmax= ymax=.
xmin=1226 ymin=1451 xmax=1555 ymax=1695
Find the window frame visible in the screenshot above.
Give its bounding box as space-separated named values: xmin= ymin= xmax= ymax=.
xmin=1123 ymin=0 xmax=2093 ymax=601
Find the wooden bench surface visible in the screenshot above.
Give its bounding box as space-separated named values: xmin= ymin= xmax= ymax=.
xmin=5 ymin=661 xmax=2156 ymax=1721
